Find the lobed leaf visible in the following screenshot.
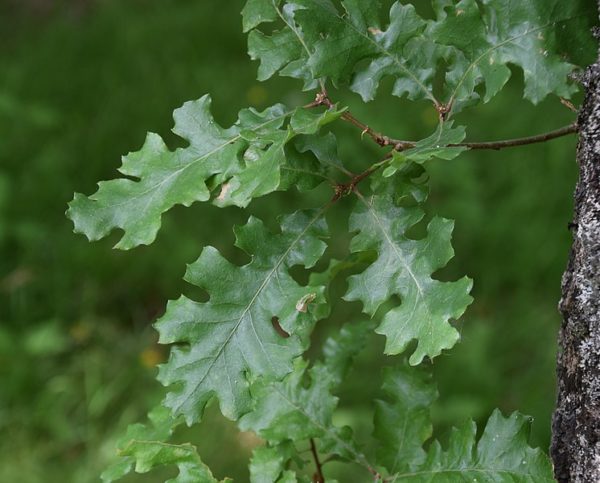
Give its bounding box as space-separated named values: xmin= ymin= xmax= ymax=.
xmin=67 ymin=96 xmax=342 ymax=249
xmin=156 ymin=210 xmax=329 ymax=423
xmin=430 ymin=0 xmax=583 ymax=111
xmin=249 ymin=443 xmax=306 ymax=483
xmin=101 ymin=406 xmax=226 ymax=483
xmin=294 ymin=0 xmax=440 ymax=104
xmin=383 ymin=122 xmax=467 ymax=178
xmin=242 ymin=0 xmax=281 ymax=32
xmin=239 ymin=320 xmax=373 ymax=467
xmin=395 ymin=412 xmax=555 ymax=481
xmin=374 ymin=365 xmax=437 ymax=475
xmin=245 ymin=0 xmax=592 ymax=110
xmin=246 ymin=1 xmax=319 ymax=89
xmin=344 ymin=175 xmax=473 ymax=364
xmin=374 ymin=367 xmax=555 ymax=481
xmin=346 ymin=2 xmax=442 ymax=103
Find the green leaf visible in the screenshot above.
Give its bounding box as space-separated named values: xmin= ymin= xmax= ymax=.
xmin=295 ymin=132 xmax=348 ymax=175
xmin=249 ymin=28 xmax=304 ymax=82
xmin=374 ymin=368 xmax=554 ymax=481
xmin=463 ymin=410 xmax=554 ymax=480
xmin=431 ymin=0 xmax=582 ymax=109
xmin=374 ymin=365 xmax=437 ymax=474
xmin=245 ymin=0 xmax=442 ymax=102
xmin=239 ymin=320 xmax=372 ymax=465
xmin=249 ymin=0 xmax=589 ymax=109
xmin=101 ymin=406 xmax=225 ymax=483
xmin=246 ymin=2 xmax=318 ymax=89
xmin=249 ymin=443 xmax=304 ymax=483
xmin=249 ymin=445 xmax=287 ymax=483
xmin=239 ymin=358 xmax=334 ymax=443
xmin=344 ymin=176 xmax=473 ymax=364
xmin=293 ymin=0 xmax=440 ymax=104
xmin=278 ymin=141 xmax=330 ymax=193
xmin=242 ymin=0 xmax=281 ymax=32
xmin=347 ymin=2 xmax=440 ymax=103
xmin=294 ymin=0 xmax=382 ymax=85
xmin=322 ymin=319 xmax=375 ymax=388
xmin=156 ymin=210 xmax=328 ymax=423
xmin=395 ymin=411 xmax=554 ymax=481
xmin=67 ymin=97 xmax=341 ymax=249
xmin=217 ymin=107 xmax=344 ymax=208
xmin=383 ymin=122 xmax=467 ymax=177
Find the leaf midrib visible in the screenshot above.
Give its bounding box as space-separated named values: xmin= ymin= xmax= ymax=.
xmin=448 ymin=18 xmax=578 ymax=106
xmin=171 ymin=207 xmax=327 ymax=415
xmin=338 ymin=10 xmax=438 ymax=104
xmin=97 ymin=110 xmax=294 ymax=211
xmin=356 ymin=193 xmax=430 ymax=317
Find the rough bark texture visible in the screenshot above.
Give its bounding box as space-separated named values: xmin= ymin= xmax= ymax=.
xmin=551 ymin=27 xmax=600 ymax=483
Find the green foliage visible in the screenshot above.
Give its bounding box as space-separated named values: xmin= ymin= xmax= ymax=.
xmin=63 ymin=0 xmax=594 ymax=480
xmin=345 ymin=175 xmax=473 ymax=364
xmin=409 ymin=410 xmax=554 ymax=482
xmin=374 ymin=366 xmax=554 ymax=481
xmin=156 ymin=211 xmax=329 ymax=422
xmin=67 ymin=97 xmax=343 ymax=249
xmin=244 ymin=0 xmax=591 ymax=112
xmin=102 ymin=407 xmax=225 ymax=483
xmin=240 ymin=321 xmax=372 ymax=476
xmin=248 ymin=443 xmax=304 ymax=483
xmin=429 ymin=0 xmax=580 ymax=107
xmin=383 ymin=122 xmax=467 ymax=177
xmin=373 ymin=367 xmax=437 ymax=473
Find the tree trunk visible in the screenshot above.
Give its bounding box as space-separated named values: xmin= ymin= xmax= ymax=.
xmin=551 ymin=23 xmax=600 ymax=483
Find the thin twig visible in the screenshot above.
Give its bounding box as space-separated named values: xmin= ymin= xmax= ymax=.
xmin=310 ymin=438 xmax=325 ymax=483
xmin=307 ymin=90 xmax=579 ymax=152
xmin=453 ymin=122 xmax=579 ymax=150
xmin=312 ymin=90 xmax=411 ymax=149
xmin=330 ymin=160 xmax=389 ymax=202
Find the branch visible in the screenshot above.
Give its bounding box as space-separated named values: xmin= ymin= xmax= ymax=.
xmin=312 ymin=90 xmax=413 ymax=150
xmin=330 ymin=122 xmax=579 ymax=200
xmin=453 ymin=123 xmax=579 ymax=150
xmin=330 ymin=159 xmax=390 ymax=202
xmin=308 ymin=91 xmax=579 ymax=152
xmin=310 ymin=438 xmax=325 ymax=483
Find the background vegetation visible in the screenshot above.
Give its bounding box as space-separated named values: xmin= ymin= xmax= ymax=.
xmin=0 ymin=0 xmax=586 ymax=481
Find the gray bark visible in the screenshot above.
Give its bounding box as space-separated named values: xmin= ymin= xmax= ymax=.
xmin=551 ymin=31 xmax=600 ymax=482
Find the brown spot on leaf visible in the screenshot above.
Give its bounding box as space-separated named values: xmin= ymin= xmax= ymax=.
xmin=296 ymin=293 xmax=317 ymax=312
xmin=271 ymin=317 xmax=290 ymax=339
xmin=217 ymin=182 xmax=231 ymax=201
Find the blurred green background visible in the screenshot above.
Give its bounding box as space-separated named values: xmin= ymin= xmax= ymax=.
xmin=0 ymin=1 xmax=587 ymax=481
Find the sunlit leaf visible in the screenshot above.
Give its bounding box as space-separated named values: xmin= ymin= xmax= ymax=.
xmin=68 ymin=97 xmax=341 ymax=249
xmin=344 ymin=176 xmax=473 ymax=364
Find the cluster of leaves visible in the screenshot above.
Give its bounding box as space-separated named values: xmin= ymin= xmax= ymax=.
xmin=67 ymin=0 xmax=593 ymax=480
xmin=245 ymin=0 xmax=592 ymax=112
